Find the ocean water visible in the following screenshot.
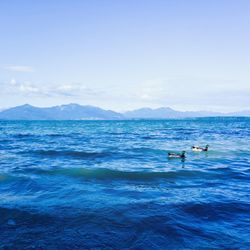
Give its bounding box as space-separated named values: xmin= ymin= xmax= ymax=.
xmin=0 ymin=118 xmax=249 ymax=249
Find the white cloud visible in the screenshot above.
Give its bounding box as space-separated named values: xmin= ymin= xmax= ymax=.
xmin=19 ymin=83 xmax=39 ymax=93
xmin=1 ymin=76 xmax=249 ymax=112
xmin=127 ymin=76 xmax=250 ymax=111
xmin=1 ymin=79 xmax=102 ymax=98
xmin=3 ymin=65 xmax=34 ymax=72
xmin=10 ymin=78 xmax=17 ymax=85
xmin=55 ymin=83 xmax=89 ymax=96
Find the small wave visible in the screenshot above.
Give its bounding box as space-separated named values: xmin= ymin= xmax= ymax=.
xmin=141 ymin=136 xmax=154 ymax=139
xmin=0 ymin=139 xmax=11 ymax=143
xmin=44 ymin=133 xmax=65 ymax=137
xmin=46 ymin=132 xmax=82 ymax=138
xmin=126 ymin=147 xmax=165 ymax=154
xmin=13 ymin=133 xmax=34 ymax=138
xmin=28 ymin=149 xmax=110 ymax=159
xmin=180 ymin=201 xmax=250 ymax=221
xmin=36 ymin=167 xmax=216 ymax=181
xmin=13 ymin=133 xmax=80 ymax=139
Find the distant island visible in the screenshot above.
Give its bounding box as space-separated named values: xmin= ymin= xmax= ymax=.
xmin=0 ymin=104 xmax=249 ymax=120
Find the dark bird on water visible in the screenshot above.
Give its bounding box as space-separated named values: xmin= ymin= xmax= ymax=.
xmin=168 ymin=151 xmax=186 ymax=159
xmin=191 ymin=145 xmax=209 ymax=152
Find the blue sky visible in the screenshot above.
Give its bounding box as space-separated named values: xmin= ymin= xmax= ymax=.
xmin=0 ymin=0 xmax=249 ymax=112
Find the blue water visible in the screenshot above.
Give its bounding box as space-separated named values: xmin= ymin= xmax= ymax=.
xmin=0 ymin=118 xmax=249 ymax=249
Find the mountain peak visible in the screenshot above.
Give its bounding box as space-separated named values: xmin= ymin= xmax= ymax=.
xmin=20 ymin=104 xmax=35 ymax=108
xmin=66 ymin=103 xmax=81 ymax=107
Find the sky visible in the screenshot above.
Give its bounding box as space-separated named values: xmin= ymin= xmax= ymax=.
xmin=0 ymin=0 xmax=249 ymax=112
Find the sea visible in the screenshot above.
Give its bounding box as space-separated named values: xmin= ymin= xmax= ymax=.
xmin=0 ymin=118 xmax=249 ymax=249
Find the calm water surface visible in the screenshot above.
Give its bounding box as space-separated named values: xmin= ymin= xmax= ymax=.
xmin=0 ymin=118 xmax=249 ymax=249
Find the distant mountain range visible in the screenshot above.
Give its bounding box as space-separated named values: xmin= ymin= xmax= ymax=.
xmin=0 ymin=104 xmax=123 ymax=120
xmin=0 ymin=104 xmax=249 ymax=120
